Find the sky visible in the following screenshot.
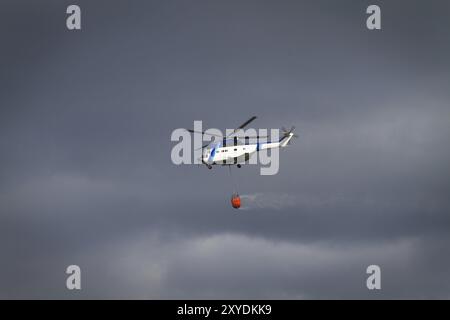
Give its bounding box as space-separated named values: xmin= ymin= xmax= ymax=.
xmin=1 ymin=0 xmax=450 ymax=299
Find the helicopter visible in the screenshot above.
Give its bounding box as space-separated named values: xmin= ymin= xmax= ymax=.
xmin=187 ymin=116 xmax=297 ymax=169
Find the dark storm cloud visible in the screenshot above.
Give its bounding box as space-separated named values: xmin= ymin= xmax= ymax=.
xmin=1 ymin=0 xmax=450 ymax=298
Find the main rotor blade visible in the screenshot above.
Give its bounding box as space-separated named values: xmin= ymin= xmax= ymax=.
xmin=226 ymin=116 xmax=258 ymax=138
xmin=186 ymin=129 xmax=223 ymax=138
xmin=237 ymin=116 xmax=257 ymax=130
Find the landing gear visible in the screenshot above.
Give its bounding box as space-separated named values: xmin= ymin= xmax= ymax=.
xmin=237 ymin=164 xmax=241 ymax=168
xmin=202 ymin=160 xmax=212 ymax=169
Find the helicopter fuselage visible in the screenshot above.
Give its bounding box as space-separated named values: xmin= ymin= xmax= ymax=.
xmin=202 ymin=133 xmax=294 ymax=166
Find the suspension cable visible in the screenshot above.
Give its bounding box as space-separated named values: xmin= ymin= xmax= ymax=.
xmin=228 ymin=165 xmax=238 ymax=194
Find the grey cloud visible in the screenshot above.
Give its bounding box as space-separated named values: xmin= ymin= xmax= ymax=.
xmin=1 ymin=0 xmax=450 ymax=299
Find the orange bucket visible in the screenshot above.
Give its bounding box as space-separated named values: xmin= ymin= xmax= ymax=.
xmin=231 ymin=193 xmax=241 ymax=209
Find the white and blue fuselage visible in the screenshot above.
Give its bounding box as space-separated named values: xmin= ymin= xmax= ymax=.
xmin=202 ymin=133 xmax=294 ymax=166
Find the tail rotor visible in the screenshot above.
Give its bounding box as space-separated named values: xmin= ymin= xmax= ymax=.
xmin=281 ymin=126 xmax=298 ymax=145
